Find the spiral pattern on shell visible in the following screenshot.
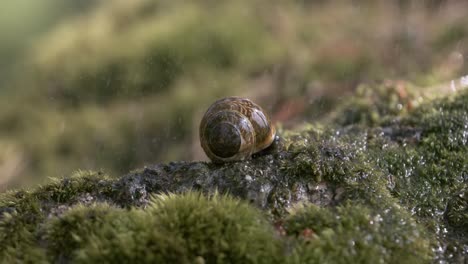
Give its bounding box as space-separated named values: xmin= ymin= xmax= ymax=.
xmin=199 ymin=97 xmax=276 ymax=163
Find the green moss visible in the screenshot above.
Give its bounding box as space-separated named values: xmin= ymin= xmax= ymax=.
xmin=333 ymin=81 xmax=417 ymax=126
xmin=35 ymin=171 xmax=113 ymax=203
xmin=363 ymin=90 xmax=468 ymax=261
xmin=285 ymin=203 xmax=431 ymax=264
xmin=445 ymin=188 xmax=467 ymax=230
xmin=278 ymin=89 xmax=467 ymax=262
xmin=0 ymin=1 xmax=468 ymax=261
xmin=0 ymin=170 xmax=113 ymax=261
xmin=44 ymin=192 xmax=282 ymax=263
xmin=283 ymin=137 xmax=360 ymax=184
xmin=0 ymin=85 xmax=466 ymax=262
xmin=375 ymin=91 xmax=467 ymax=218
xmin=30 ymin=1 xmax=281 ymax=106
xmin=4 ymin=0 xmax=468 ymax=188
xmin=0 ymin=189 xmax=46 ymax=261
xmin=44 ymin=203 xmax=120 ymax=262
xmin=402 ymin=91 xmax=468 ymax=150
xmin=0 ymin=240 xmax=47 ymax=264
xmin=0 ymin=208 xmax=47 ymax=263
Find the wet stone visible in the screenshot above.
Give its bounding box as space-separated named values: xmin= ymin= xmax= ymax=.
xmin=0 ymin=89 xmax=467 ymax=263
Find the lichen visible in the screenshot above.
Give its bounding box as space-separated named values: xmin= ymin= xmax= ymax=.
xmin=0 ymin=88 xmax=466 ymax=263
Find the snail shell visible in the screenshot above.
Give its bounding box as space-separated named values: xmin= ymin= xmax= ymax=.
xmin=199 ymin=97 xmax=276 ymax=163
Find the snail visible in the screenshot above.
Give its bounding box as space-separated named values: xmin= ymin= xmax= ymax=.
xmin=199 ymin=97 xmax=276 ymax=163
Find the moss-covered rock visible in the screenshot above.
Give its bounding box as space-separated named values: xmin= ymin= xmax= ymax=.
xmin=0 ymin=88 xmax=466 ymax=263
xmin=4 ymin=0 xmax=468 ymax=188
xmin=43 ymin=193 xmax=282 ymax=263
xmin=285 ymin=204 xmax=430 ymax=264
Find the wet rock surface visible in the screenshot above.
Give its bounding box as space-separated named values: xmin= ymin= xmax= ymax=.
xmin=0 ymin=88 xmax=467 ymax=263
xmin=113 ymin=152 xmax=341 ymax=215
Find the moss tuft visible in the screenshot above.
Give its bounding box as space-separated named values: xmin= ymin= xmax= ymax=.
xmin=285 ymin=203 xmax=432 ymax=264
xmin=44 ymin=203 xmax=119 ymax=262
xmin=0 ymin=170 xmax=113 ymax=261
xmin=35 ymin=170 xmax=113 ymax=204
xmin=0 ymin=192 xmax=45 ymax=261
xmin=444 ymin=189 xmax=467 ymax=230
xmin=42 ymin=192 xmax=282 ymax=263
xmin=333 ymin=80 xmax=418 ymax=126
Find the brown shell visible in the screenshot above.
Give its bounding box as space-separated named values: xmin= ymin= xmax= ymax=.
xmin=199 ymin=97 xmax=276 ymax=163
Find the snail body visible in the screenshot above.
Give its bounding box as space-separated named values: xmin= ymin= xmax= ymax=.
xmin=200 ymin=97 xmax=276 ymax=163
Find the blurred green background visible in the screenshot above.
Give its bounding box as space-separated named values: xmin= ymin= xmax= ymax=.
xmin=0 ymin=0 xmax=467 ymax=189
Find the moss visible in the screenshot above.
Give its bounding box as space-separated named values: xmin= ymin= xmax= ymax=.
xmin=1 ymin=1 xmax=468 ymax=261
xmin=285 ymin=203 xmax=431 ymax=264
xmin=401 ymin=90 xmax=468 ymax=150
xmin=0 ymin=0 xmax=285 ymax=186
xmin=44 ymin=203 xmax=119 ymax=262
xmin=0 ymin=206 xmax=47 ymax=263
xmin=445 ymin=189 xmax=467 ymax=230
xmin=0 ymin=188 xmax=46 ymax=261
xmin=4 ymin=0 xmax=468 ymax=187
xmin=333 ymin=80 xmax=418 ymax=126
xmin=43 ymin=192 xmax=282 ymax=263
xmin=279 ymin=127 xmax=360 ymax=185
xmin=30 ymin=1 xmax=281 ymax=106
xmin=35 ymin=171 xmax=113 ymax=203
xmin=0 ymin=242 xmax=47 ymax=264
xmin=0 ymin=86 xmax=467 ymax=262
xmin=0 ymin=170 xmax=114 ymax=261
xmin=365 ymin=90 xmax=468 ymax=261
xmin=278 ymin=90 xmax=467 ymax=262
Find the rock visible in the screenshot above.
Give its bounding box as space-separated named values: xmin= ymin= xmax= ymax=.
xmin=0 ymin=87 xmax=466 ymax=263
